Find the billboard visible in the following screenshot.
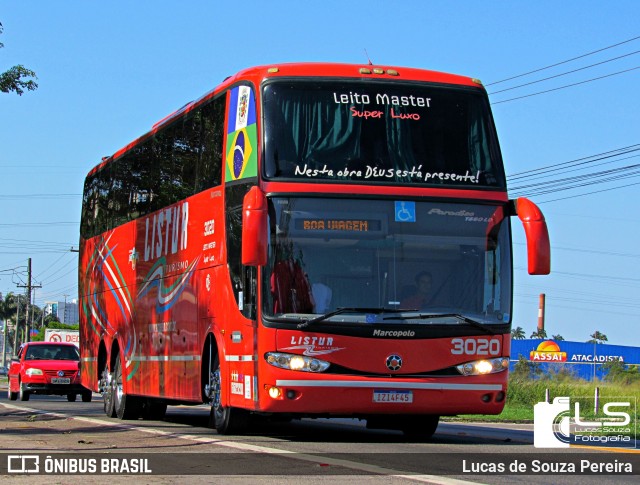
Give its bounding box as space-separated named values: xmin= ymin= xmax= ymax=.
xmin=44 ymin=329 xmax=80 ymax=347
xmin=510 ymin=339 xmax=640 ymax=380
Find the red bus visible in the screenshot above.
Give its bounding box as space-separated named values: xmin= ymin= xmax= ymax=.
xmin=79 ymin=63 xmax=550 ymax=438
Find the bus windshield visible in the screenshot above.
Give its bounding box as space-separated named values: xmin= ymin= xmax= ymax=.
xmin=263 ymin=80 xmax=505 ymax=188
xmin=262 ymin=197 xmax=512 ymax=325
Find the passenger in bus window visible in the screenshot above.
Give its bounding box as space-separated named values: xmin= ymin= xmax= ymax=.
xmin=400 ymin=271 xmax=433 ymax=309
xmin=312 ymin=281 xmax=332 ymax=313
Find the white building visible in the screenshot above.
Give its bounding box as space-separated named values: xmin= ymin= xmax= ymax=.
xmin=44 ymin=300 xmax=79 ymax=325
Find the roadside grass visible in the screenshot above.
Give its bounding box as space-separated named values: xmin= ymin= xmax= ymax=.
xmin=444 ymin=373 xmax=640 ymax=425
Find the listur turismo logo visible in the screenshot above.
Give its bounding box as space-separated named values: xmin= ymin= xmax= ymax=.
xmin=534 ymin=396 xmax=637 ymax=448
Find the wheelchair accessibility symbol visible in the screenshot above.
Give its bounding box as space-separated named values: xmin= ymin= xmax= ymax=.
xmin=395 ymin=201 xmax=416 ymax=222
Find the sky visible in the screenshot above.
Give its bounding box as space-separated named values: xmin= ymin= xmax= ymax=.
xmin=1 ymin=1 xmax=639 ymax=346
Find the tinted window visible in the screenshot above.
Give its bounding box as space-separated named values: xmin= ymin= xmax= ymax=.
xmin=81 ymin=95 xmax=225 ymax=238
xmin=263 ymin=81 xmax=505 ymax=188
xmin=25 ymin=345 xmax=79 ymax=360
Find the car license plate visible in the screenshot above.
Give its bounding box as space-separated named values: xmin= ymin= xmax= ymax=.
xmin=373 ymin=390 xmax=413 ymax=403
xmin=51 ymin=378 xmax=70 ymax=384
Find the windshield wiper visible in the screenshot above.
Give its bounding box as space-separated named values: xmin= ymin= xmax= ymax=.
xmin=383 ymin=313 xmax=498 ymax=335
xmin=297 ymin=307 xmax=405 ymax=329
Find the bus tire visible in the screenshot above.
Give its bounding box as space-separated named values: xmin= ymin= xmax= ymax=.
xmin=402 ymin=415 xmax=439 ymax=441
xmin=67 ymin=393 xmax=77 ymax=402
xmin=208 ymin=355 xmax=249 ymax=434
xmin=103 ymin=367 xmax=116 ymax=417
xmin=113 ymin=355 xmax=141 ymax=420
xmin=81 ymin=391 xmax=93 ymax=402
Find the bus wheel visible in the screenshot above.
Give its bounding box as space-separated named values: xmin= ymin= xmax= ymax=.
xmin=402 ymin=415 xmax=440 ymax=441
xmin=208 ymin=355 xmax=248 ymax=434
xmin=113 ymin=356 xmax=141 ymax=420
xmin=67 ymin=394 xmax=77 ymax=402
xmin=102 ymin=367 xmax=116 ymax=417
xmin=8 ymin=385 xmax=18 ymax=401
xmin=81 ymin=391 xmax=93 ymax=402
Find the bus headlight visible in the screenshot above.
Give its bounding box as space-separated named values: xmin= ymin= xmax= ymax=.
xmin=265 ymin=352 xmax=330 ymax=373
xmin=25 ymin=368 xmax=43 ymax=376
xmin=456 ymin=357 xmax=510 ymax=376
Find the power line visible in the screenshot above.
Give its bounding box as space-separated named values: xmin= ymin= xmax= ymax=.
xmin=491 ymin=65 xmax=640 ymax=105
xmin=513 ymin=242 xmax=640 ymax=259
xmin=510 ymin=163 xmax=640 ymax=196
xmin=507 ymin=143 xmax=640 ymax=202
xmin=508 ymin=144 xmax=640 ymax=178
xmin=515 ymin=266 xmax=640 ymax=284
xmin=509 ymin=153 xmax=640 ymax=184
xmin=0 ymin=222 xmax=77 ymax=227
xmin=489 ymin=49 xmax=640 ymax=95
xmin=486 ymin=34 xmax=640 ymax=86
xmin=0 ymin=194 xmax=80 ymax=200
xmin=535 ymin=180 xmax=640 ymax=204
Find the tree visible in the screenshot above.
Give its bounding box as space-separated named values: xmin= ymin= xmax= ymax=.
xmin=0 ymin=22 xmax=38 ymax=95
xmin=511 ymin=326 xmax=526 ymax=339
xmin=530 ymin=328 xmax=547 ymax=339
xmin=602 ymin=359 xmax=640 ymax=385
xmin=587 ymin=330 xmax=608 ymax=344
xmin=511 ymin=355 xmax=541 ymax=381
xmin=552 ymin=334 xmax=565 ymax=341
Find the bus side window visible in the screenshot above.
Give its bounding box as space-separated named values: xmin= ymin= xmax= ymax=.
xmin=225 ymin=182 xmax=256 ymax=319
xmin=195 ymin=95 xmax=224 ymax=191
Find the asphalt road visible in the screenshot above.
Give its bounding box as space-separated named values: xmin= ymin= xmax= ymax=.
xmin=0 ymin=389 xmax=638 ymax=485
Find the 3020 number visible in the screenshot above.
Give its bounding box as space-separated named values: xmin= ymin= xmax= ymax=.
xmin=451 ymin=338 xmax=500 ymax=356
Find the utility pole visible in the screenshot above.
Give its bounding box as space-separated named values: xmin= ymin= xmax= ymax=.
xmin=17 ymin=258 xmax=41 ymax=344
xmin=12 ymin=296 xmax=20 ymax=352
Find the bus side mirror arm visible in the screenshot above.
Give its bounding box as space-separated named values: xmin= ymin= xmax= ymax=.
xmin=242 ymin=186 xmax=268 ymax=267
xmin=510 ymin=197 xmax=551 ymax=275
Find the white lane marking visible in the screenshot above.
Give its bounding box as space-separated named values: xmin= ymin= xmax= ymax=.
xmin=0 ymin=401 xmax=484 ymax=485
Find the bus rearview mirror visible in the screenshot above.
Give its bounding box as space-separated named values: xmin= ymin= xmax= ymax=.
xmin=242 ymin=186 xmax=268 ymax=266
xmin=512 ymin=197 xmax=551 ymax=275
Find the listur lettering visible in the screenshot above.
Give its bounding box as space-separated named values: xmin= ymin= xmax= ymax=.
xmin=290 ymin=336 xmax=334 ymax=346
xmin=144 ymin=201 xmax=189 ymax=261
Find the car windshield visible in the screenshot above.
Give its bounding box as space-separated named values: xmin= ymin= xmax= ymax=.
xmin=262 ymin=197 xmax=512 ymax=326
xmin=263 ymin=80 xmax=505 ymax=188
xmin=25 ymin=345 xmax=79 ymax=360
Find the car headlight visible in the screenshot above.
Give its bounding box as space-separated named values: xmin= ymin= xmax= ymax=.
xmin=25 ymin=368 xmax=43 ymax=376
xmin=456 ymin=357 xmax=510 ymax=376
xmin=265 ymin=352 xmax=330 ymax=372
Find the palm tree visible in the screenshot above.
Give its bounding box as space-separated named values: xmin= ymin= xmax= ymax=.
xmin=530 ymin=328 xmax=548 ymax=339
xmin=587 ymin=330 xmax=608 ymax=344
xmin=511 ymin=326 xmax=526 ymax=339
xmin=552 ymin=334 xmax=565 ymax=341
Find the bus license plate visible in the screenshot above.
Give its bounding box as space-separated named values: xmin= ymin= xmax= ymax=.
xmin=373 ymin=390 xmax=413 ymax=403
xmin=51 ymin=378 xmax=70 ymax=384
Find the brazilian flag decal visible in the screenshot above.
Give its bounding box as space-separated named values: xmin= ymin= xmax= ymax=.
xmin=226 ymin=85 xmax=257 ymax=181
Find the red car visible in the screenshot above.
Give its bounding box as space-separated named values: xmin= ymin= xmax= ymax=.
xmin=7 ymin=341 xmax=92 ymax=402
